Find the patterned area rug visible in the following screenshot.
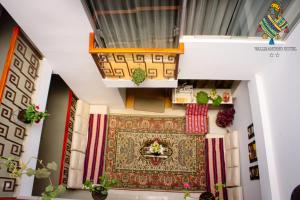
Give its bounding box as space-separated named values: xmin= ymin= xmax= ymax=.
xmin=105 ymin=115 xmax=206 ymax=191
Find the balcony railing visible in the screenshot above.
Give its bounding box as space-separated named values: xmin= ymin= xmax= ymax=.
xmin=89 ymin=33 xmax=184 ymax=81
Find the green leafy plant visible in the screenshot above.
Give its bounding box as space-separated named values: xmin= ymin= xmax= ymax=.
xmin=132 ymin=68 xmax=146 ymax=86
xmin=83 ymin=173 xmax=118 ymax=197
xmin=0 ymin=157 xmax=65 ymax=200
xmin=18 ymin=104 xmax=49 ymax=124
xmin=196 ymin=91 xmax=209 ymax=104
xmin=196 ymin=89 xmax=223 ymax=106
xmin=215 ymin=183 xmax=226 ymax=200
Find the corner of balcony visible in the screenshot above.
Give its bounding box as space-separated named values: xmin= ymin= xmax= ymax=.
xmin=89 ymin=32 xmax=184 ymax=88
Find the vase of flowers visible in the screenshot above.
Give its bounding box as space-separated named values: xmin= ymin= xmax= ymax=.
xmin=83 ymin=174 xmax=118 ymax=200
xmin=183 ymin=183 xmax=190 ymax=200
xmin=149 ymin=141 xmax=164 ymax=156
xmin=18 ymin=104 xmax=49 ymax=124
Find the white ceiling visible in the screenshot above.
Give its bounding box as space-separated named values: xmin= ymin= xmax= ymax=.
xmin=0 ymin=0 xmax=125 ymax=108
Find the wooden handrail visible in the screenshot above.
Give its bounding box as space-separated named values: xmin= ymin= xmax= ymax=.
xmin=0 ymin=26 xmax=20 ymax=103
xmin=89 ymin=32 xmax=184 ymax=54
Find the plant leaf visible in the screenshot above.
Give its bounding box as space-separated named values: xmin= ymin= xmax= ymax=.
xmin=212 ymin=95 xmax=222 ymax=106
xmin=35 ymin=168 xmax=51 ymax=178
xmin=45 ymin=185 xmax=54 ymax=192
xmin=46 ymin=162 xmax=57 ymax=171
xmin=26 ymin=168 xmax=35 ymax=176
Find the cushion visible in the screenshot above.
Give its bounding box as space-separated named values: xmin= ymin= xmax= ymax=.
xmin=230 ymin=131 xmax=239 ymax=149
xmin=226 ymin=166 xmax=241 ymax=187
xmin=90 ymin=105 xmax=108 ymax=114
xmin=231 ymin=148 xmax=240 ymax=167
xmin=67 ymin=169 xmax=84 ymax=189
xmin=73 ymin=117 xmax=89 ymax=136
xmin=75 ymin=100 xmax=90 ymax=119
xmin=69 ymin=151 xmax=85 ymax=170
xmin=227 ymin=187 xmax=243 ymax=200
xmin=225 ymin=133 xmax=231 ymax=150
xmin=71 ymin=132 xmax=87 ymax=153
xmin=226 ymin=149 xmax=240 ymax=167
xmin=225 ymin=131 xmax=239 ymax=150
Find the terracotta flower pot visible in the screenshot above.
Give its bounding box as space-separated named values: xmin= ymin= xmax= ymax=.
xmin=91 ymin=191 xmax=108 ymax=200
xmin=17 ymin=110 xmax=31 ymax=124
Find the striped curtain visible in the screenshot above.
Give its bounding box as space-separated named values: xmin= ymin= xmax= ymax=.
xmin=186 ymin=104 xmax=208 ymax=134
xmin=205 ymin=138 xmax=227 ymax=200
xmin=83 ymin=114 xmax=108 ymax=184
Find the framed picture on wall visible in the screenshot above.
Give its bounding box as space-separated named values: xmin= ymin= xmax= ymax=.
xmin=249 ymin=165 xmax=260 ymax=180
xmin=248 ymin=140 xmax=258 ymax=163
xmin=247 ymin=123 xmax=254 ymax=139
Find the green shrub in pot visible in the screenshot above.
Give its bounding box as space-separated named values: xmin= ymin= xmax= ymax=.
xmin=132 ymin=68 xmax=146 ymax=86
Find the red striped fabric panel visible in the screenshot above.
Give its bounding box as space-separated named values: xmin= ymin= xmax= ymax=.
xmin=186 ymin=104 xmax=208 ymax=134
xmin=205 ymin=138 xmax=228 ymax=200
xmin=83 ymin=114 xmax=107 ymax=184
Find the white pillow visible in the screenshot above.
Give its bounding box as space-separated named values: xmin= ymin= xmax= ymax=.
xmin=231 ymin=148 xmax=240 ymax=167
xmin=69 ymin=151 xmax=85 ymax=170
xmin=226 ymin=166 xmax=241 ymax=187
xmin=75 ymin=100 xmax=90 ymax=119
xmin=67 ymin=169 xmax=84 ymax=189
xmin=230 ymin=131 xmax=239 ymax=149
xmin=227 ymin=186 xmax=243 ymax=200
xmin=71 ymin=132 xmax=87 ymax=153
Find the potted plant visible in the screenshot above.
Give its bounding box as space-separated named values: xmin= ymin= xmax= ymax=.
xmin=132 ymin=68 xmax=146 ymax=86
xmin=83 ymin=173 xmax=118 ymax=200
xmin=196 ymin=89 xmax=223 ymax=106
xmin=18 ymin=104 xmax=49 ymax=124
xmin=0 ymin=157 xmax=65 ymax=200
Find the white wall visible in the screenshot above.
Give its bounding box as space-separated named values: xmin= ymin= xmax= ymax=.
xmin=256 ymin=53 xmax=300 ymax=199
xmin=178 ymin=36 xmax=283 ymax=80
xmin=247 ymin=20 xmax=300 ymax=200
xmin=233 ymin=81 xmax=261 ymax=200
xmin=0 ymin=0 xmax=125 ymax=109
xmin=18 ymin=59 xmax=52 ymax=197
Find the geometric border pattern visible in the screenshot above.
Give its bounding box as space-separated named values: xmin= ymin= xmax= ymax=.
xmin=61 ymin=93 xmax=77 ymax=185
xmin=0 ymin=35 xmax=40 ymax=197
xmin=93 ymin=53 xmax=178 ymax=80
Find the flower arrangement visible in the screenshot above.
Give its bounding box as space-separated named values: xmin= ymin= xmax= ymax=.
xmin=18 ymin=104 xmax=49 ymax=124
xmin=83 ymin=173 xmax=118 ymax=200
xmin=0 ymin=157 xmax=65 ymax=200
xmin=149 ymin=141 xmax=164 ymax=155
xmin=216 ymin=108 xmax=235 ymax=128
xmin=183 ymin=182 xmax=190 ymax=200
xmin=196 ymin=89 xmax=223 ymax=106
xmin=132 ymin=68 xmax=146 ymax=86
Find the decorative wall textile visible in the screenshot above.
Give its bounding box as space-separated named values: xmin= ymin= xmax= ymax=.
xmin=0 ymin=34 xmax=41 ymax=196
xmin=186 ymin=104 xmax=208 ymax=134
xmin=105 ymin=115 xmax=206 ymax=191
xmin=59 ymin=91 xmax=78 ymax=184
xmin=83 ymin=114 xmax=108 ymax=184
xmin=205 ymin=138 xmax=227 ymax=200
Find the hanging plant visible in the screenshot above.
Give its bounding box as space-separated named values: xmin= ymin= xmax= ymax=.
xmin=18 ymin=104 xmax=49 ymax=124
xmin=196 ymin=89 xmax=223 ymax=106
xmin=132 ymin=68 xmax=146 ymax=86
